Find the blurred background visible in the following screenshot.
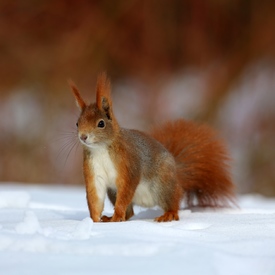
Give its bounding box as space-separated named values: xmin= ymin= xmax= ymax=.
xmin=0 ymin=0 xmax=274 ymax=196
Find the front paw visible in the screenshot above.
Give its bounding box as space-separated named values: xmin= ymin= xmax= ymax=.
xmin=101 ymin=215 xmax=125 ymax=222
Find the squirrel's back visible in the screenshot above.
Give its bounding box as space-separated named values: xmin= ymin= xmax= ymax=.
xmin=150 ymin=119 xmax=235 ymax=208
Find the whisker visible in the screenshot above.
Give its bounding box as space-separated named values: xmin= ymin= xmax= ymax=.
xmin=51 ymin=135 xmax=77 ymax=143
xmin=48 ymin=131 xmax=77 ymax=144
xmin=57 ymin=129 xmax=77 ymax=134
xmin=52 ymin=126 xmax=82 ymax=173
xmin=56 ymin=140 xmax=77 ymax=161
xmin=64 ymin=139 xmax=79 ymax=167
xmin=74 ymin=139 xmax=81 ymax=158
xmin=55 ymin=131 xmax=78 ymax=138
xmin=54 ymin=130 xmax=77 ymax=157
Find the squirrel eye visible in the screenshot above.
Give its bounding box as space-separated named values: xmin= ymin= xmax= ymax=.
xmin=97 ymin=120 xmax=105 ymax=128
xmin=76 ymin=122 xmax=79 ymax=127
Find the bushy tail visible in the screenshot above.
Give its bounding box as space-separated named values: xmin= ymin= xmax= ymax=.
xmin=150 ymin=119 xmax=236 ymax=208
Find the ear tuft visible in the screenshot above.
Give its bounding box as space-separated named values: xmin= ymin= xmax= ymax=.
xmin=96 ymin=72 xmax=112 ymax=120
xmin=68 ymin=79 xmax=86 ymax=110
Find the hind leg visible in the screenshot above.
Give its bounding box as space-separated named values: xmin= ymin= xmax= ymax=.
xmin=154 ymin=181 xmax=182 ymax=222
xmin=154 ymin=211 xmax=179 ymax=222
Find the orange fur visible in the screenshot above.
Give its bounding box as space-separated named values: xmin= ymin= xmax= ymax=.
xmin=96 ymin=74 xmax=110 ymax=109
xmin=106 ymin=136 xmax=141 ymax=221
xmin=83 ymin=149 xmax=102 ymax=222
xmin=150 ymin=120 xmax=236 ymax=208
xmin=95 ymin=72 xmax=119 ymax=130
xmin=70 ymin=73 xmax=236 ymax=223
xmin=68 ymin=80 xmax=86 ymax=110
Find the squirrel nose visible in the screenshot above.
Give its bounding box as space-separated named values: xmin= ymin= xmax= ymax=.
xmin=80 ymin=134 xmax=88 ymax=142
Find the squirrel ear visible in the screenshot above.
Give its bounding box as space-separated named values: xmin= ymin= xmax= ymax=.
xmin=68 ymin=80 xmax=86 ymax=111
xmin=96 ymin=72 xmax=113 ymax=120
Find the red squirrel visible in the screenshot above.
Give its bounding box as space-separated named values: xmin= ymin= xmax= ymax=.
xmin=69 ymin=73 xmax=235 ymax=222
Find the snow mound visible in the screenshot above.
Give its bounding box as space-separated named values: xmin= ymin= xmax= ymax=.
xmin=72 ymin=217 xmax=94 ymax=240
xmin=0 ymin=191 xmax=30 ymax=208
xmin=15 ymin=211 xmax=41 ymax=234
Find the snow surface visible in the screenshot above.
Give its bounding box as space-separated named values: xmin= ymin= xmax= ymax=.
xmin=0 ymin=183 xmax=275 ymax=275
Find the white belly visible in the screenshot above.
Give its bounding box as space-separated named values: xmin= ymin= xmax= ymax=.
xmin=89 ymin=148 xmax=155 ymax=208
xmin=133 ymin=181 xmax=155 ymax=208
xmin=90 ymin=146 xmax=117 ymax=199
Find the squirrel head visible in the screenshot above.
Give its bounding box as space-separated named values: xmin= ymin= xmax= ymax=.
xmin=69 ymin=73 xmax=119 ymax=149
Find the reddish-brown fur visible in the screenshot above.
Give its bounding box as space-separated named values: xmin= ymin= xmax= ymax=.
xmin=83 ymin=150 xmax=101 ymax=222
xmin=150 ymin=120 xmax=236 ymax=208
xmin=110 ymin=140 xmax=140 ymax=222
xmin=69 ymin=80 xmax=86 ymax=110
xmin=69 ymin=73 xmax=236 ymax=223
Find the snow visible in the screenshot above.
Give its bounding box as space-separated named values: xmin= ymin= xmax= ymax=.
xmin=0 ymin=183 xmax=275 ymax=275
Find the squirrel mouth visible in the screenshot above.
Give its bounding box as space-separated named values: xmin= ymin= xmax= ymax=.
xmin=79 ymin=138 xmax=98 ymax=148
xmin=79 ymin=134 xmax=97 ymax=146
